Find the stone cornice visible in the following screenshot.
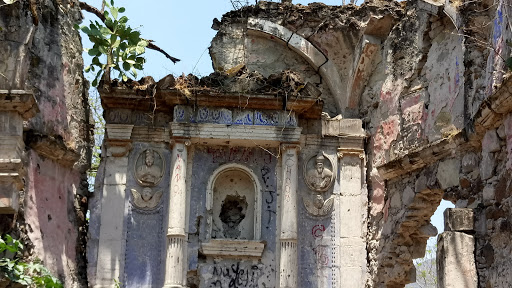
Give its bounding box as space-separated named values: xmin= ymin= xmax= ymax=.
xmin=170 ymin=122 xmax=302 ymax=146
xmin=0 ymin=90 xmax=39 ymax=119
xmin=99 ymin=87 xmax=323 ymax=119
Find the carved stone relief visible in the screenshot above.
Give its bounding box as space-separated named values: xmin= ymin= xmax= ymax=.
xmin=130 ymin=188 xmax=163 ymax=209
xmin=303 ymin=152 xmax=335 ymax=217
xmin=131 ymin=149 xmax=165 ymax=209
xmin=134 ymin=149 xmax=164 ymax=186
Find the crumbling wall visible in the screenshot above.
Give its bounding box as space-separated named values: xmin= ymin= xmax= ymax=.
xmin=211 ymin=1 xmax=403 ymax=117
xmin=0 ymin=0 xmax=90 ymax=287
xmin=364 ymin=0 xmax=512 ymax=286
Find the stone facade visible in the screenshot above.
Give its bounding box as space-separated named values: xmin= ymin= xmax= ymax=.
xmin=0 ymin=0 xmax=91 ymax=287
xmin=88 ymin=0 xmax=512 ymax=287
xmin=2 ymin=0 xmax=512 ymax=287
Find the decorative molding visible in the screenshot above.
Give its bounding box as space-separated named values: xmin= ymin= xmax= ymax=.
xmin=0 ymin=90 xmax=39 ymax=119
xmin=105 ymin=140 xmax=132 ymax=157
xmin=105 ymin=123 xmax=134 ymax=140
xmin=170 ymin=123 xmax=301 ymax=146
xmin=200 ymin=239 xmax=265 ymax=258
xmin=337 ymin=148 xmax=365 ymax=160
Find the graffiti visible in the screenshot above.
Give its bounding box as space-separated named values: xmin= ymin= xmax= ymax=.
xmin=313 ymin=246 xmax=330 ymax=266
xmin=311 ymin=224 xmax=330 ymax=267
xmin=209 ymin=262 xmax=261 ymax=288
xmin=312 ymin=224 xmax=326 ymax=238
xmin=173 ymin=154 xmax=182 ymax=183
xmin=260 ymin=166 xmax=272 ymax=187
xmin=207 ymin=147 xmax=274 ymax=164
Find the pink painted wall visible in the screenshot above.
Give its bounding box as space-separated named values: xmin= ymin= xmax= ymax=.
xmin=25 ymin=151 xmax=80 ymax=287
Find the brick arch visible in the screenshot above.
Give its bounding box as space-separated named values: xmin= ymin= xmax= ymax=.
xmin=247 ymin=18 xmax=346 ymax=113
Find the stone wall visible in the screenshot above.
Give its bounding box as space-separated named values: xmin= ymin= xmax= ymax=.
xmin=366 ymin=0 xmax=512 ymax=286
xmin=0 ymin=0 xmax=90 ymax=287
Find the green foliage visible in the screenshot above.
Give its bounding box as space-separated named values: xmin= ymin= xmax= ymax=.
xmin=408 ymin=242 xmax=437 ymax=288
xmin=75 ymin=0 xmax=147 ymax=86
xmin=0 ymin=235 xmax=63 ymax=288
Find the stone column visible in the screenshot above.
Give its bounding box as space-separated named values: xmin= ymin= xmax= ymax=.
xmin=95 ymin=124 xmax=133 ymax=287
xmin=437 ymin=208 xmax=477 ymax=288
xmin=279 ymin=144 xmax=299 ymax=288
xmin=0 ymin=91 xmax=38 ymax=214
xmin=164 ymin=140 xmax=190 ymax=288
xmin=336 ymin=147 xmax=367 ymax=287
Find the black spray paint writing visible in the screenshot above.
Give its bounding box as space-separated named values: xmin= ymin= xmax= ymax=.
xmin=209 ymin=262 xmax=261 ymax=288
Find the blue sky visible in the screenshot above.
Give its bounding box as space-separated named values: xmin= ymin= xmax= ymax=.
xmin=81 ymin=0 xmax=453 ymax=240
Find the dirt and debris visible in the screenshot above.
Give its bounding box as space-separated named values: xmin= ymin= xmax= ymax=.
xmin=106 ymin=67 xmax=309 ymax=98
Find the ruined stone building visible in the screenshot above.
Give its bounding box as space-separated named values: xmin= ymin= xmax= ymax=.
xmin=1 ymin=0 xmax=512 ymax=287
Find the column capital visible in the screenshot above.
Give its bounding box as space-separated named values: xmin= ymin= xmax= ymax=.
xmin=169 ymin=137 xmax=191 ymax=148
xmin=280 ymin=143 xmax=301 ymax=151
xmin=337 ymin=147 xmax=365 ymax=159
xmin=105 ymin=140 xmax=132 ymax=157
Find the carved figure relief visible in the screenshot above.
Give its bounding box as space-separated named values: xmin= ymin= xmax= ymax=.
xmin=303 ymin=152 xmax=335 ymax=217
xmin=130 ymin=187 xmax=163 ymax=209
xmin=135 ymin=149 xmax=164 ymax=186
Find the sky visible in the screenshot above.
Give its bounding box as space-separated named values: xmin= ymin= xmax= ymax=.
xmin=81 ymin=0 xmax=453 ymax=243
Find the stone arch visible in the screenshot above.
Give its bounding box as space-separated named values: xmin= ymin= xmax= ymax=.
xmin=206 ymin=163 xmax=262 ymax=240
xmin=247 ymin=18 xmax=345 ymax=113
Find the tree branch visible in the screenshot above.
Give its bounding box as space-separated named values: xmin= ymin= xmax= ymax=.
xmin=78 ymin=1 xmax=180 ymax=64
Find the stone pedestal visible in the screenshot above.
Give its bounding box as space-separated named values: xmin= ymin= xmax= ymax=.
xmin=0 ymin=91 xmax=38 ymax=214
xmin=437 ymin=208 xmax=477 ymax=288
xmin=279 ymin=145 xmax=299 ymax=288
xmin=164 ymin=140 xmax=189 ymax=288
xmin=94 ymin=124 xmax=133 ymax=287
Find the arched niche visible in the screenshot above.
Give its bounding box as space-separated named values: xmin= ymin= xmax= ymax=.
xmin=206 ymin=163 xmax=262 ymax=241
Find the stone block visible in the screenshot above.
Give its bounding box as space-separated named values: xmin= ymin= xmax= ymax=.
xmin=483 ymin=185 xmax=495 ymax=206
xmin=338 ymin=238 xmax=366 ymax=269
xmin=0 ymin=112 xmax=22 ymax=135
xmin=444 ymin=208 xmax=474 ymax=232
xmin=461 ymin=153 xmax=478 ymax=174
xmin=337 ymin=195 xmax=365 ymax=238
xmin=437 ymin=158 xmax=461 ymax=189
xmin=480 ymin=152 xmax=496 ymax=180
xmin=417 ymin=0 xmax=443 ymax=15
xmin=403 ymin=186 xmax=415 ymax=206
xmin=437 ymin=231 xmax=477 ymax=288
xmin=482 ymin=130 xmax=501 ymax=153
xmin=322 ymin=118 xmax=364 ymax=137
xmin=103 ymin=157 xmax=128 ymax=185
xmin=0 ymin=181 xmax=19 ymax=214
xmin=106 ymin=124 xmax=134 ymax=140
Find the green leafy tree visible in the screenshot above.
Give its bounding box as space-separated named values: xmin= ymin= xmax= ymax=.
xmin=406 ymin=241 xmax=437 ymax=288
xmin=75 ymin=0 xmax=147 ymax=86
xmin=0 ymin=235 xmax=62 ymax=288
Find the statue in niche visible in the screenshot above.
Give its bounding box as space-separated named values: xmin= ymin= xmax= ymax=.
xmin=135 ymin=149 xmax=164 ymax=186
xmin=130 ymin=187 xmax=163 ymax=209
xmin=219 ymin=195 xmax=247 ymax=239
xmin=303 ymin=152 xmax=335 ymax=217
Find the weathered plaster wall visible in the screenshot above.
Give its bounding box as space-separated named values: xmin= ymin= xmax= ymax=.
xmin=0 ymin=0 xmax=90 ymax=286
xmin=188 ymin=145 xmax=278 ymax=288
xmin=365 ymin=0 xmax=512 ymax=286
xmin=24 ymin=151 xmax=82 ymax=287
